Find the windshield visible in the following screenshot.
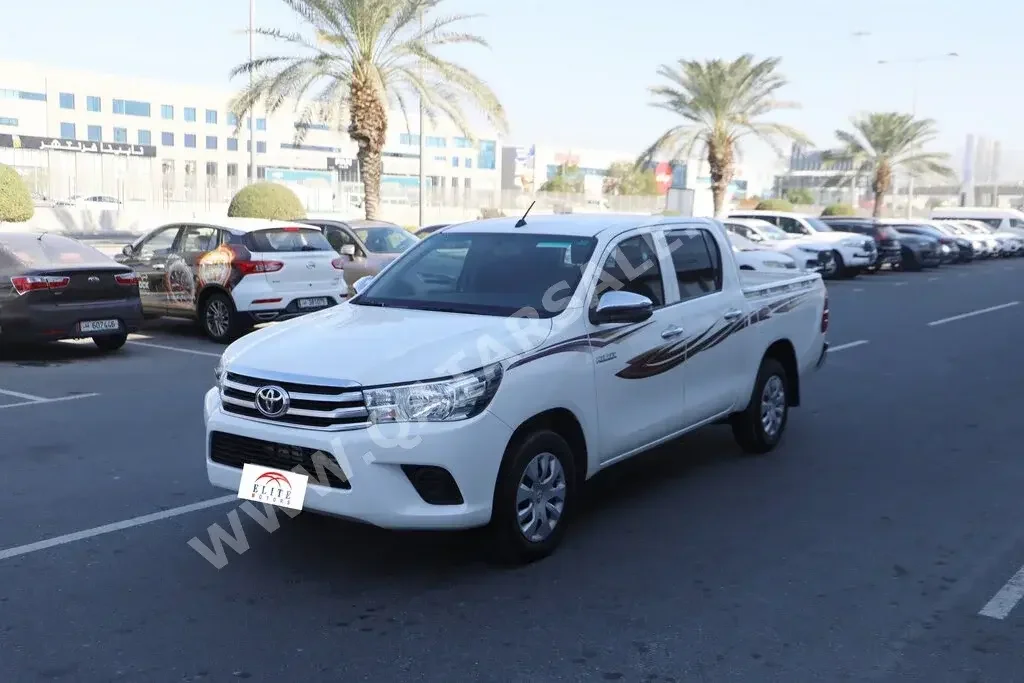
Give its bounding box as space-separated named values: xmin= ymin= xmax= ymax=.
xmin=355 ymin=227 xmax=419 ymax=254
xmin=728 ymin=233 xmax=760 ymax=250
xmin=804 ymin=217 xmax=834 ymax=232
xmin=756 ymin=224 xmax=790 ymax=240
xmin=354 ymin=232 xmax=598 ymax=318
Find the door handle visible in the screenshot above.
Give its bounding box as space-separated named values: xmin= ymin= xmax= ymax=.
xmin=661 ymin=325 xmax=685 ymax=339
xmin=723 ymin=309 xmax=743 ymax=321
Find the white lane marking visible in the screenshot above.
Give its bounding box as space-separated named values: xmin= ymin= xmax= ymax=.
xmin=0 ymin=387 xmax=47 ymax=401
xmin=927 ymin=301 xmax=1020 ymax=327
xmin=927 ymin=277 xmax=939 ymax=281
xmin=979 ymin=565 xmax=1024 ymax=620
xmin=892 ymin=282 xmax=907 ymax=286
xmin=853 ymin=288 xmax=864 ymax=292
xmin=0 ymin=495 xmax=237 ymax=561
xmin=127 ymin=340 xmax=220 ymax=358
xmin=829 ymin=340 xmax=869 ymax=352
xmin=0 ymin=393 xmax=100 ymax=410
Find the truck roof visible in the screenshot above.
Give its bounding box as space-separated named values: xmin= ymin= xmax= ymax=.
xmin=443 ymin=213 xmax=719 ymax=237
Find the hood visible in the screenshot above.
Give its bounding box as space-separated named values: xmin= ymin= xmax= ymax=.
xmin=221 ymin=303 xmax=554 ymax=386
xmin=899 ymin=234 xmax=936 ymax=246
xmin=804 ymin=230 xmax=865 ymax=244
xmin=763 ymin=237 xmax=832 ymax=252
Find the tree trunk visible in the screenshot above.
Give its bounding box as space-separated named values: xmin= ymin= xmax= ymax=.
xmin=872 ymin=191 xmax=885 ymax=218
xmin=707 ymin=138 xmax=734 ymax=218
xmin=348 ymin=74 xmax=388 ymax=220
xmin=871 ymin=161 xmax=891 ymax=219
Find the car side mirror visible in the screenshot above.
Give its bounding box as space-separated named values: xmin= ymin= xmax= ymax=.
xmin=339 ymin=244 xmax=357 ymax=258
xmin=591 ymin=291 xmax=654 ymax=325
xmin=353 ymin=275 xmax=374 ymax=294
xmin=122 ymin=245 xmax=134 ymax=257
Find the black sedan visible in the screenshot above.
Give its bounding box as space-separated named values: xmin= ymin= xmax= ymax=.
xmin=890 ymin=223 xmax=974 ymax=263
xmin=888 ymin=231 xmax=942 ymax=271
xmin=0 ymin=232 xmax=143 ymax=350
xmin=820 ymin=217 xmax=902 ymax=271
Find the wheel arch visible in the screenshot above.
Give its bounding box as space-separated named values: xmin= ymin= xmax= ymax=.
xmin=501 ymin=407 xmax=589 ymax=488
xmin=762 ymin=338 xmax=799 ymax=406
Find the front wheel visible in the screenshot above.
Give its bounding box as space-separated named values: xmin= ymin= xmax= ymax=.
xmin=200 ymin=292 xmax=243 ymax=344
xmin=489 ymin=430 xmax=578 ymax=565
xmin=731 ymin=357 xmax=789 ymax=454
xmin=93 ymin=332 xmax=128 ymax=352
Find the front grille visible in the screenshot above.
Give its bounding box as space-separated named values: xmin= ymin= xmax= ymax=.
xmin=210 ymin=431 xmax=351 ymax=489
xmin=221 ymin=372 xmax=370 ymax=430
xmin=862 ymin=239 xmax=876 ymax=252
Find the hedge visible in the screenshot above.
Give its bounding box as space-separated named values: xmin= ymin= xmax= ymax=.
xmin=0 ymin=163 xmax=34 ymax=222
xmin=821 ymin=203 xmax=856 ymax=217
xmin=755 ymin=199 xmax=794 ymax=211
xmin=227 ymin=182 xmax=306 ymax=220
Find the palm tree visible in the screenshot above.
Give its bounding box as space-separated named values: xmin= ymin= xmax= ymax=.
xmin=230 ymin=0 xmax=507 ymax=219
xmin=822 ymin=112 xmax=954 ymax=217
xmin=637 ymin=54 xmax=810 ymax=216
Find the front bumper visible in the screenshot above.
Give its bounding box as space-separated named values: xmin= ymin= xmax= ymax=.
xmin=240 ymin=297 xmax=341 ymax=323
xmin=204 ymin=388 xmax=513 ymax=530
xmin=0 ymin=298 xmax=143 ymax=342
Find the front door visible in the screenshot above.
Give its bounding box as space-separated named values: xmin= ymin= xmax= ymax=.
xmin=166 ymin=225 xmax=222 ymax=315
xmin=588 ymin=231 xmax=685 ymax=462
xmin=127 ymin=225 xmax=182 ymax=314
xmin=323 ymin=226 xmax=371 ymax=294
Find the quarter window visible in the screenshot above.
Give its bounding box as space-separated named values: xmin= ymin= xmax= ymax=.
xmin=597 ymin=234 xmax=665 ymax=307
xmin=664 ymin=229 xmax=723 ymax=300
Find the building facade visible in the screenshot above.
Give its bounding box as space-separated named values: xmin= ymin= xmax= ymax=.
xmin=0 ymin=60 xmax=503 ymax=208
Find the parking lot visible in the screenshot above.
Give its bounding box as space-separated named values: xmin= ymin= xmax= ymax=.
xmin=3 ymin=256 xmax=1024 ymax=682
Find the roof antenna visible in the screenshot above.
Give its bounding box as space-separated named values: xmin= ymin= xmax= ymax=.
xmin=514 ymin=200 xmax=535 ymax=228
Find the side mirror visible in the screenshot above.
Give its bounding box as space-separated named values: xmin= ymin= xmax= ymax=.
xmin=353 ymin=275 xmax=374 ymax=295
xmin=591 ymin=291 xmax=654 ymax=325
xmin=339 ymin=244 xmax=357 ymax=258
xmin=121 ymin=245 xmax=134 ymax=257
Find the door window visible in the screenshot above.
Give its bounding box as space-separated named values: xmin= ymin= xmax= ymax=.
xmin=137 ymin=227 xmax=180 ymax=258
xmin=777 ymin=217 xmax=807 ymax=235
xmin=596 ymin=234 xmax=665 ymax=307
xmin=664 ymin=229 xmax=723 ymax=301
xmin=325 ymin=227 xmax=356 ymax=252
xmin=178 ymin=226 xmax=220 ymax=253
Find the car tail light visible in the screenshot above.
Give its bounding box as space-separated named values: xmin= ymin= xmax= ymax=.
xmin=10 ymin=275 xmax=70 ymax=295
xmin=114 ymin=271 xmax=140 ymax=286
xmin=235 ymin=260 xmax=284 ymax=275
xmin=331 ymin=257 xmax=346 ymax=270
xmin=821 ymin=293 xmax=829 ymax=333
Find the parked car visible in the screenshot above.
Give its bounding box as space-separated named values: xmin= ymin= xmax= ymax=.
xmin=915 ymin=221 xmax=977 ymax=262
xmin=942 ymin=221 xmax=999 ymax=258
xmin=726 ymin=210 xmax=877 ymax=277
xmin=931 ymin=221 xmax=989 ymax=259
xmin=204 ymin=215 xmax=829 ymax=563
xmin=415 ymin=224 xmax=450 ymax=237
xmin=953 ymin=220 xmax=1023 ymax=257
xmin=726 ymin=232 xmax=800 ymax=272
xmin=54 ymin=194 xmax=122 ymax=211
xmin=0 ymin=232 xmax=142 ymax=350
xmin=818 ymin=217 xmax=903 ymax=271
xmin=881 ymin=227 xmax=942 ymax=270
xmin=300 ymin=218 xmax=421 ymax=295
xmin=722 ymin=218 xmax=838 ymax=278
xmin=115 ymin=219 xmax=345 ymax=343
xmin=930 ymin=207 xmax=1024 ymax=237
xmin=879 ymin=221 xmax=961 ymax=264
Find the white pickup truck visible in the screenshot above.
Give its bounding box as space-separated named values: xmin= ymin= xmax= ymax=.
xmin=204 ymin=215 xmax=829 ymax=563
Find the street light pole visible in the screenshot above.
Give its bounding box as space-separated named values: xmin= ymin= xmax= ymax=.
xmin=877 ymin=52 xmax=957 ymax=218
xmin=417 ymin=8 xmax=426 ymax=226
xmin=249 ymin=0 xmax=258 ymax=184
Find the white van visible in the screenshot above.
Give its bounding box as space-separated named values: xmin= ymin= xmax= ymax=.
xmin=929 ymin=207 xmax=1024 ymax=236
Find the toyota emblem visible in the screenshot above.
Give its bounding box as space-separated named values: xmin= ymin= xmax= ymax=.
xmin=253 ymin=385 xmax=290 ymax=418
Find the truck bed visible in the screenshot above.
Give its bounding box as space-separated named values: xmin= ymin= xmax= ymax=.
xmin=739 ymin=269 xmax=823 ymax=301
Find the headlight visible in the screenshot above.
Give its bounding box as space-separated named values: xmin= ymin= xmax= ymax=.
xmin=763 ymin=260 xmax=795 ymax=269
xmin=840 ymin=237 xmax=863 ymax=247
xmin=940 ymin=244 xmax=951 ymax=253
xmin=797 ymin=246 xmax=821 ymax=254
xmin=363 ymin=363 xmax=503 ymax=423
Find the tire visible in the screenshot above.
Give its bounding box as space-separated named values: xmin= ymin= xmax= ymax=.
xmin=199 ymin=291 xmax=242 ymax=344
xmin=828 ymin=250 xmax=849 ymax=279
xmin=489 ymin=430 xmax=578 ymax=565
xmin=731 ymin=357 xmax=789 ymax=455
xmin=93 ymin=332 xmax=128 ymax=352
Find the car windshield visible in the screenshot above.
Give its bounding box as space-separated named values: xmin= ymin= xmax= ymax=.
xmin=1 ymin=233 xmax=110 ymax=267
xmin=728 ymin=233 xmax=760 ymax=250
xmin=354 ymin=232 xmax=598 ymax=318
xmin=354 ymin=227 xmax=419 ymax=254
xmin=804 ymin=217 xmax=834 ymax=232
xmin=756 ymin=224 xmax=790 ymax=240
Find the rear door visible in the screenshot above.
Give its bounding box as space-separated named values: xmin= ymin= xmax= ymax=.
xmin=124 ymin=225 xmax=183 ymax=313
xmin=245 ymin=226 xmax=340 ymax=292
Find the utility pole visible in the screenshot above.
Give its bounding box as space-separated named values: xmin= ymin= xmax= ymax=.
xmin=249 ymin=0 xmax=258 ymax=183
xmin=417 ymin=7 xmax=426 ymax=226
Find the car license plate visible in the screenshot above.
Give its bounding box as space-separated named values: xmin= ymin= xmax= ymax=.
xmin=298 ymin=297 xmax=329 ymax=309
xmin=79 ymin=319 xmax=120 ymax=333
xmin=238 ymin=464 xmax=308 ymax=511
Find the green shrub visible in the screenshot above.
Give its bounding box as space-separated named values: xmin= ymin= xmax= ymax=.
xmin=0 ymin=163 xmax=34 ymax=222
xmin=479 ymin=208 xmax=506 ymax=219
xmin=784 ymin=188 xmax=815 ymax=205
xmin=755 ymin=199 xmax=794 ymax=211
xmin=227 ymin=182 xmax=306 ymax=220
xmin=821 ymin=203 xmax=856 ymax=217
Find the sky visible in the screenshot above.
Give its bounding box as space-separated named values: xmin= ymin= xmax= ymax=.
xmin=5 ymin=0 xmax=1024 ymax=177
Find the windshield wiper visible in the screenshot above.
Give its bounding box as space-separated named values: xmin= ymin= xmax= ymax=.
xmin=351 ymin=297 xmax=386 ymax=307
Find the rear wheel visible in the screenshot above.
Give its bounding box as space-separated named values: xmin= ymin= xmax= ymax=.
xmin=93 ymin=332 xmax=127 ymax=352
xmin=827 ymin=250 xmax=847 ymax=279
xmin=200 ymin=292 xmax=242 ymax=344
xmin=731 ymin=357 xmax=789 ymax=454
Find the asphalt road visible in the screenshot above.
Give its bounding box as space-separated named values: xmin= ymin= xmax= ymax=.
xmin=3 ymin=257 xmax=1024 ymax=683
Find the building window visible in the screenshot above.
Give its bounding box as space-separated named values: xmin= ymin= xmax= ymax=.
xmin=205 ymin=162 xmax=218 ymax=183
xmin=296 ymin=122 xmax=330 ymax=131
xmin=452 ymin=157 xmax=459 ymax=168
xmin=256 ymin=118 xmax=266 ymax=131
xmin=433 ymin=156 xmax=446 ymax=162
xmin=0 ymin=89 xmax=46 ymax=101
xmin=227 ymin=113 xmax=238 ymax=127
xmin=206 ymin=135 xmax=217 ymax=150
xmin=184 ymin=107 xmax=196 ymax=122
xmin=87 ymin=125 xmax=101 ymax=142
xmin=138 ymin=129 xmax=151 ymax=145
xmin=113 ymin=99 xmax=151 ymax=117
xmin=205 ymin=109 xmax=218 ymax=124
xmin=477 ymin=140 xmax=496 ymax=170
xmin=59 ymin=92 xmax=75 ymax=109
xmin=184 ymin=133 xmax=196 ymax=148
xmin=161 ymin=104 xmax=174 ymax=120
xmin=113 ymin=127 xmax=127 ymax=143
xmin=161 ymin=131 xmax=174 ymax=146
xmin=59 ymin=122 xmax=75 ymax=139
xmin=453 ymin=137 xmax=473 ymax=148
xmin=86 ymin=96 xmax=101 ymax=112
xmin=227 ymin=137 xmax=238 ymax=151
xmin=400 ymin=133 xmax=420 ymax=146
xmin=246 ymin=141 xmax=267 ymax=153
xmin=0 ymin=117 xmax=17 ymax=127
xmin=465 ymin=158 xmax=473 ymax=169
xmin=426 ymin=136 xmax=446 ymax=148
